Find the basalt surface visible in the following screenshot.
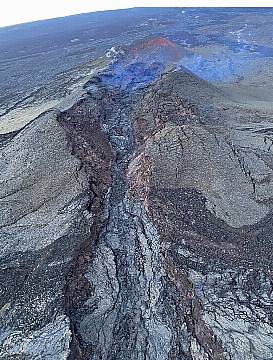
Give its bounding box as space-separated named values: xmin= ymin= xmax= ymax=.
xmin=1 ymin=7 xmax=273 ymax=360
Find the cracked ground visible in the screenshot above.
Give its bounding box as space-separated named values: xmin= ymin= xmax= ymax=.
xmin=1 ymin=7 xmax=273 ymax=360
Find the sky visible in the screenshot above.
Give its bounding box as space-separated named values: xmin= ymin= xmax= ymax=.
xmin=0 ymin=0 xmax=272 ymax=28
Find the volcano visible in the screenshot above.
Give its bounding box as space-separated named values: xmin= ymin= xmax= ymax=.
xmin=1 ymin=7 xmax=273 ymax=360
xmin=127 ymin=36 xmax=189 ymax=64
xmin=98 ymin=37 xmax=189 ymax=89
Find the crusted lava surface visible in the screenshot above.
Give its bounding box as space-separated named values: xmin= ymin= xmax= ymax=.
xmin=1 ymin=7 xmax=273 ymax=360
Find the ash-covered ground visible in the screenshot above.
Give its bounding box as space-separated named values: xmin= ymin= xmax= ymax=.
xmin=1 ymin=7 xmax=273 ymax=360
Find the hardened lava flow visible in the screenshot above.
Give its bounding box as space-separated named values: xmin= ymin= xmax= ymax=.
xmin=1 ymin=34 xmax=273 ymax=359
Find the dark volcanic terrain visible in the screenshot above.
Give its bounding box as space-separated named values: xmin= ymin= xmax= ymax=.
xmin=1 ymin=7 xmax=273 ymax=360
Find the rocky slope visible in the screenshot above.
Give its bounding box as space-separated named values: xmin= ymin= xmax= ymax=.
xmin=1 ymin=9 xmax=273 ymax=360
